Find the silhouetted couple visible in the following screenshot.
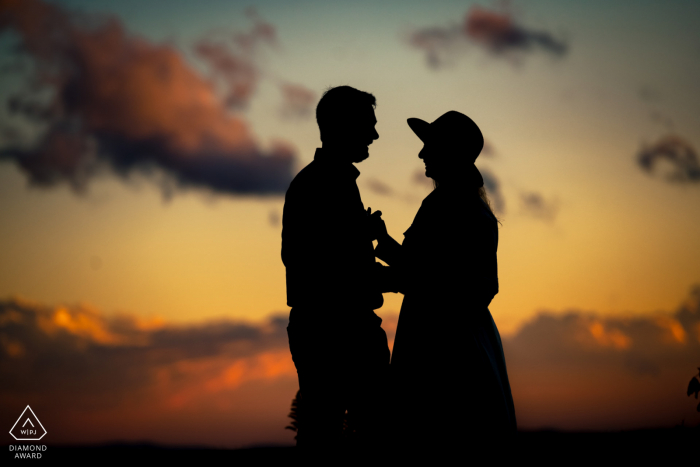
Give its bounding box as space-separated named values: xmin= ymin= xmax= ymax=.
xmin=282 ymin=86 xmax=516 ymax=459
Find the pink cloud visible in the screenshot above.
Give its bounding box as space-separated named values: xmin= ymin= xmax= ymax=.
xmin=279 ymin=83 xmax=316 ymax=118
xmin=0 ymin=0 xmax=296 ymax=197
xmin=1 ymin=286 xmax=698 ymax=447
xmin=504 ymin=286 xmax=700 ymax=430
xmin=408 ymin=5 xmax=568 ymax=69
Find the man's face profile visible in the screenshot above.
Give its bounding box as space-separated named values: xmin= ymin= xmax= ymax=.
xmin=349 ymin=107 xmax=379 ymax=163
xmin=330 ymin=106 xmax=378 ymax=163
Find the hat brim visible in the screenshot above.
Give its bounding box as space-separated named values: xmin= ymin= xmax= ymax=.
xmin=407 ymin=118 xmax=431 ymax=143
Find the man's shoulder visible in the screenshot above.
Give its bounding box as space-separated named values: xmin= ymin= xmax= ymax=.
xmin=287 ymin=158 xmax=341 ymax=198
xmin=292 ymin=159 xmax=323 ymax=185
xmin=286 ymin=160 xmax=315 ymax=197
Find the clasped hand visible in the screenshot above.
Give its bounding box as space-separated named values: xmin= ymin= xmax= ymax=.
xmin=366 ymin=207 xmax=388 ymax=242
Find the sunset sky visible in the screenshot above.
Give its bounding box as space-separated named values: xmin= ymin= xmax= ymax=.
xmin=1 ymin=0 xmax=699 ymax=448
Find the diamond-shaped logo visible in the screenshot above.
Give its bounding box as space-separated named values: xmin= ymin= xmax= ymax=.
xmin=9 ymin=406 xmax=47 ymax=441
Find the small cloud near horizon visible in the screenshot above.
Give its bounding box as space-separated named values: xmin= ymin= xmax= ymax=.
xmin=1 ymin=285 xmax=698 ymax=443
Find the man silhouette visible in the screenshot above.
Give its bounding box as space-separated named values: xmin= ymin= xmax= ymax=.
xmin=282 ymin=86 xmax=392 ymax=453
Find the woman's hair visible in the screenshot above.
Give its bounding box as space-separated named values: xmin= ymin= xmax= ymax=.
xmin=478 ymin=186 xmax=500 ymax=223
xmin=433 ymin=179 xmax=501 ymax=223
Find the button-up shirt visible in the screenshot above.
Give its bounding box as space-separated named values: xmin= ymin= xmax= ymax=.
xmin=281 ymin=148 xmax=384 ymax=317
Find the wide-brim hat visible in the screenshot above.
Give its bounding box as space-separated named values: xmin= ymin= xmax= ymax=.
xmin=407 ymin=110 xmax=485 ymax=186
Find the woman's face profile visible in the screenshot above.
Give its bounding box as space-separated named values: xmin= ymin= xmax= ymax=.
xmin=419 ymin=142 xmax=449 ymax=181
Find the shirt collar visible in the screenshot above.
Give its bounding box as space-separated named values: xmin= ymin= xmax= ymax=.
xmin=314 ymin=148 xmax=360 ymax=180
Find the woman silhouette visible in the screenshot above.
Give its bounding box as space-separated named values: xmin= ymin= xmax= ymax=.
xmin=374 ymin=111 xmax=516 ymax=450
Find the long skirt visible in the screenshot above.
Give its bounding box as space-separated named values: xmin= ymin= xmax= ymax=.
xmin=390 ymin=300 xmax=516 ymax=450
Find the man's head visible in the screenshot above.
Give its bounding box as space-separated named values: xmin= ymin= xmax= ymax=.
xmin=316 ymin=86 xmax=378 ymax=163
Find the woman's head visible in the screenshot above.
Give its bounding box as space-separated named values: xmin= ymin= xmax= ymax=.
xmin=409 ymin=111 xmax=499 ymax=219
xmin=408 ymin=111 xmax=484 ymax=186
xmin=418 ymin=141 xmax=484 ymax=185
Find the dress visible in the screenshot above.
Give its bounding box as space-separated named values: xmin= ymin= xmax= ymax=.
xmin=376 ymin=185 xmax=516 ymax=446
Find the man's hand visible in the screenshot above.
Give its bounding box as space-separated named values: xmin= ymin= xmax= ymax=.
xmin=366 ymin=207 xmax=389 ymax=242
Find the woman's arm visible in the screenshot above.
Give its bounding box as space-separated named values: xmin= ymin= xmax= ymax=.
xmin=375 ymin=231 xmax=403 ymax=266
xmin=368 ymin=211 xmax=404 ymax=266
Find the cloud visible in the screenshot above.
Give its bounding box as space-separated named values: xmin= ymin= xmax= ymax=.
xmin=466 ymin=6 xmax=567 ymax=57
xmin=279 ymin=83 xmax=316 ymax=119
xmin=480 ymin=167 xmax=505 ymax=214
xmin=194 ymin=8 xmax=315 ymax=119
xmin=408 ymin=5 xmax=568 ymax=68
xmin=0 ymin=295 xmax=400 ymax=447
xmin=519 ymin=191 xmax=558 ymax=221
xmin=365 ymin=178 xmax=395 ymax=197
xmin=1 ymin=286 xmax=699 ymax=445
xmin=0 ymin=296 xmax=296 ymax=446
xmin=412 ymin=169 xmax=434 ymax=189
xmin=637 ymin=135 xmax=700 ymax=184
xmin=194 ymin=8 xmax=280 ymax=111
xmin=279 ymin=82 xmax=316 ymax=118
xmin=503 ymin=285 xmax=700 ymax=430
xmin=408 ymin=24 xmax=466 ymax=70
xmin=481 ymin=139 xmax=496 ymax=157
xmin=193 ymin=41 xmax=261 ymax=111
xmin=268 ymin=208 xmax=280 ymax=227
xmin=0 ymin=0 xmax=296 ymax=197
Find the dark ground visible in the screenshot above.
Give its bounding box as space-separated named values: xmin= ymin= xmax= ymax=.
xmin=8 ymin=428 xmax=698 ymax=464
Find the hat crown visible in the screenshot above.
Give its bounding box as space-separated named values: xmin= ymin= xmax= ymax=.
xmin=408 ymin=111 xmax=484 ymax=161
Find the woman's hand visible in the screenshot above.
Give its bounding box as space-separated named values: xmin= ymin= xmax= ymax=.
xmin=366 ymin=207 xmax=389 ymax=242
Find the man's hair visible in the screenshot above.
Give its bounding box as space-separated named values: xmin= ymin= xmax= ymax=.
xmin=316 ymin=86 xmax=376 ymax=142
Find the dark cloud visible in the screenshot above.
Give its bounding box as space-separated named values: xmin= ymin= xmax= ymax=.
xmin=1 ymin=285 xmax=699 ymax=441
xmin=365 ymin=178 xmax=395 ymax=197
xmin=481 ymin=139 xmax=496 ymax=157
xmin=408 ymin=24 xmax=465 ymax=69
xmin=637 ymin=135 xmax=700 ymax=184
xmin=0 ymin=297 xmax=290 ymax=393
xmin=467 ymin=6 xmax=567 ymax=57
xmin=480 ymin=167 xmax=505 ymax=214
xmin=519 ymin=191 xmax=558 ymax=221
xmin=0 ymin=296 xmax=400 ymax=446
xmin=412 ymin=169 xmax=434 ymax=189
xmin=268 ymin=208 xmax=280 ymax=227
xmin=503 ymin=286 xmax=700 ymax=429
xmin=0 ymin=0 xmax=296 ymax=197
xmin=0 ymin=296 xmax=297 ymax=445
xmin=408 ymin=5 xmax=568 ymax=69
xmin=279 ymin=83 xmax=316 ymax=118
